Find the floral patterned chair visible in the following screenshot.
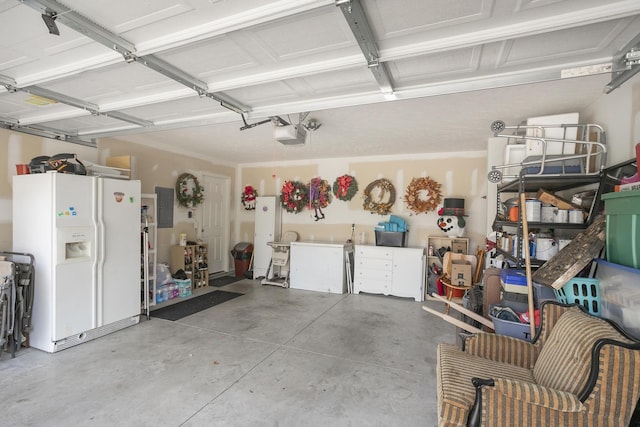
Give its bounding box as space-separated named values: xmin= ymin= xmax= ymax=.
xmin=436 ymin=301 xmax=640 ymax=426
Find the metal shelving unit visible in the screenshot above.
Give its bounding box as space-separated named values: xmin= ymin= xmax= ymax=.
xmin=141 ymin=194 xmax=157 ymax=317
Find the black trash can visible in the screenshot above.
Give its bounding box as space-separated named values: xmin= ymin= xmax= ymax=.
xmin=231 ymin=242 xmax=253 ymax=278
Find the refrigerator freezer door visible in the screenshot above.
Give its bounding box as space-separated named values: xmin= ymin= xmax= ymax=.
xmin=98 ymin=178 xmax=141 ymax=325
xmin=52 ymin=174 xmax=96 ymax=340
xmin=54 ymin=227 xmax=96 ymax=340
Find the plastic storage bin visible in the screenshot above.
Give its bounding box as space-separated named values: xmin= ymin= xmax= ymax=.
xmin=375 ymin=231 xmax=407 ymax=247
xmin=595 ymin=259 xmax=640 ymax=338
xmin=602 ymin=189 xmax=640 ymax=268
xmin=500 ymin=269 xmax=527 ymax=294
xmin=490 ymin=303 xmax=538 ymax=342
xmin=554 ymin=278 xmax=601 ymax=316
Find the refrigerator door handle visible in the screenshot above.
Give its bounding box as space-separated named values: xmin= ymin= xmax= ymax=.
xmin=95 ymin=177 xmax=104 ymax=327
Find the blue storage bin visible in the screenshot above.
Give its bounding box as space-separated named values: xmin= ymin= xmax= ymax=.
xmin=554 ymin=278 xmax=601 ymax=316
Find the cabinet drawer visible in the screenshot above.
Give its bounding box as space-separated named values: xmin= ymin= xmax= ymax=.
xmin=354 ymin=268 xmax=392 ymax=281
xmin=355 ymin=245 xmax=393 ymax=260
xmin=355 ymin=257 xmax=392 ymax=271
xmin=354 ymin=278 xmax=390 ymax=295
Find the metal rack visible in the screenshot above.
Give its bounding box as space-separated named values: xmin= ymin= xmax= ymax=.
xmin=488 ymin=120 xmax=607 ymax=269
xmin=0 ymin=251 xmax=35 ymax=359
xmin=487 ymin=120 xmax=607 ymax=184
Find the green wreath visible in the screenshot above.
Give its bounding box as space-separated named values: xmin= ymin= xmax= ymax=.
xmin=363 ymin=178 xmax=396 ymax=215
xmin=332 ymin=174 xmax=358 ymax=201
xmin=176 ymin=173 xmax=204 ymax=208
xmin=280 ymin=180 xmax=308 ymax=214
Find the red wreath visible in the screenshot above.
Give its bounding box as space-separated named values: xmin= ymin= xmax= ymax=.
xmin=332 ymin=174 xmax=358 ymax=201
xmin=280 ymin=180 xmax=308 ymax=214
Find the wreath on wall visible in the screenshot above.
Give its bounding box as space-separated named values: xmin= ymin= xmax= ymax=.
xmin=241 ymin=185 xmax=258 ymax=210
xmin=309 ymin=177 xmax=332 ymax=208
xmin=332 ymin=174 xmax=358 ymax=201
xmin=280 ymin=180 xmax=308 ymax=214
xmin=404 ymin=177 xmax=442 ymax=214
xmin=363 ymin=178 xmax=396 ymax=215
xmin=176 ymin=173 xmax=204 ymax=208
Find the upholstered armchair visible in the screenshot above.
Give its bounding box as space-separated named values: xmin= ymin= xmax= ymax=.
xmin=436 ymin=301 xmax=640 ymax=426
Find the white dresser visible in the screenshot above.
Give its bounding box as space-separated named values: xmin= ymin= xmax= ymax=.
xmin=353 ymin=245 xmax=425 ymax=301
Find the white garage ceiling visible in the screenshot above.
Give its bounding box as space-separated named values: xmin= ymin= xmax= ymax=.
xmin=0 ymin=0 xmax=639 ymax=164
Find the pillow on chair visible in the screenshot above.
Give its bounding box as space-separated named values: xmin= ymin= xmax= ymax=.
xmin=533 ymin=309 xmax=634 ymax=395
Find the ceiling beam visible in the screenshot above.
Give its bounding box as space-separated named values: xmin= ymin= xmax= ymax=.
xmin=604 ymin=31 xmax=640 ymax=93
xmin=0 ymin=120 xmax=96 ymax=147
xmin=336 ymin=0 xmax=393 ymax=94
xmin=20 ymin=0 xmax=250 ymax=114
xmin=12 ymin=84 xmax=154 ymax=127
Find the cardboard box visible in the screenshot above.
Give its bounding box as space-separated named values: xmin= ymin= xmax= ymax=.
xmin=451 ymin=239 xmax=468 ymax=254
xmin=450 ymin=259 xmax=472 ymax=287
xmin=536 ymin=189 xmax=584 ymax=212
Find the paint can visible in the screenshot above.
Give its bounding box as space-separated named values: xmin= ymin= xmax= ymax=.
xmin=525 ymin=199 xmax=541 ymax=222
xmin=540 ymin=205 xmax=555 ymax=222
xmin=568 ymin=209 xmax=584 ymax=224
xmin=554 ymin=209 xmax=568 ymax=223
xmin=536 ymin=237 xmax=558 ymax=260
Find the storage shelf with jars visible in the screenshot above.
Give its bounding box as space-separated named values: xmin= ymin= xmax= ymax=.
xmin=171 ymin=243 xmax=209 ymax=290
xmin=141 ymin=194 xmax=157 ymax=313
xmin=492 ymin=174 xmax=601 ymax=268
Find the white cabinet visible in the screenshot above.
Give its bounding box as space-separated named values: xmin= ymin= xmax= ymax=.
xmin=353 ymin=245 xmax=425 ymax=302
xmin=289 ymin=241 xmax=352 ymax=294
xmin=141 ymin=194 xmax=157 ymax=309
xmin=253 ymin=196 xmax=282 ymax=279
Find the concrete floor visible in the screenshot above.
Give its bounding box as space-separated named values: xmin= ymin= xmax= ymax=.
xmin=0 ymin=279 xmax=457 ymax=426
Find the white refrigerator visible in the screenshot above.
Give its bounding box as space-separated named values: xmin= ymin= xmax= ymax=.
xmin=12 ymin=172 xmax=141 ymax=353
xmin=253 ymin=196 xmax=281 ymax=279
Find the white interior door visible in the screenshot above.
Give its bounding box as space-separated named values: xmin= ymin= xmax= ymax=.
xmin=201 ymin=174 xmax=230 ymax=274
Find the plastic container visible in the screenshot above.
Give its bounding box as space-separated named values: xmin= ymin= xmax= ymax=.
xmin=374 ymin=231 xmax=407 ymax=247
xmin=534 ymin=282 xmax=557 ymax=306
xmin=536 ymin=237 xmax=558 ymax=261
xmin=525 ymin=199 xmax=541 ymax=222
xmin=595 ymin=259 xmax=640 ymax=337
xmin=500 ymin=269 xmax=527 ymax=294
xmin=501 ymin=291 xmax=528 ymax=312
xmin=490 ymin=304 xmax=538 ymax=342
xmin=554 ymin=278 xmax=601 ymax=316
xmin=602 ymin=190 xmax=640 ymax=268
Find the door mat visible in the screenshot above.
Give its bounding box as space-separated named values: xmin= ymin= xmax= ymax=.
xmin=209 ymin=275 xmax=242 ymax=287
xmin=150 ymin=290 xmax=243 ymax=321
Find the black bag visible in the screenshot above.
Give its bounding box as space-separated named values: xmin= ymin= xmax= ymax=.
xmin=29 ymin=153 xmax=87 ymax=175
xmin=173 ymin=269 xmax=188 ymax=280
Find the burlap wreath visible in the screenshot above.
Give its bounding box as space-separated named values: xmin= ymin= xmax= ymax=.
xmin=363 ymin=178 xmax=396 ymax=215
xmin=404 ymin=177 xmax=442 ymax=214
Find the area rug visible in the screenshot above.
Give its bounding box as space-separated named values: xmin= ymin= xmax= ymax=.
xmin=150 ymin=290 xmax=243 ymax=321
xmin=209 ymin=275 xmax=242 ymax=287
